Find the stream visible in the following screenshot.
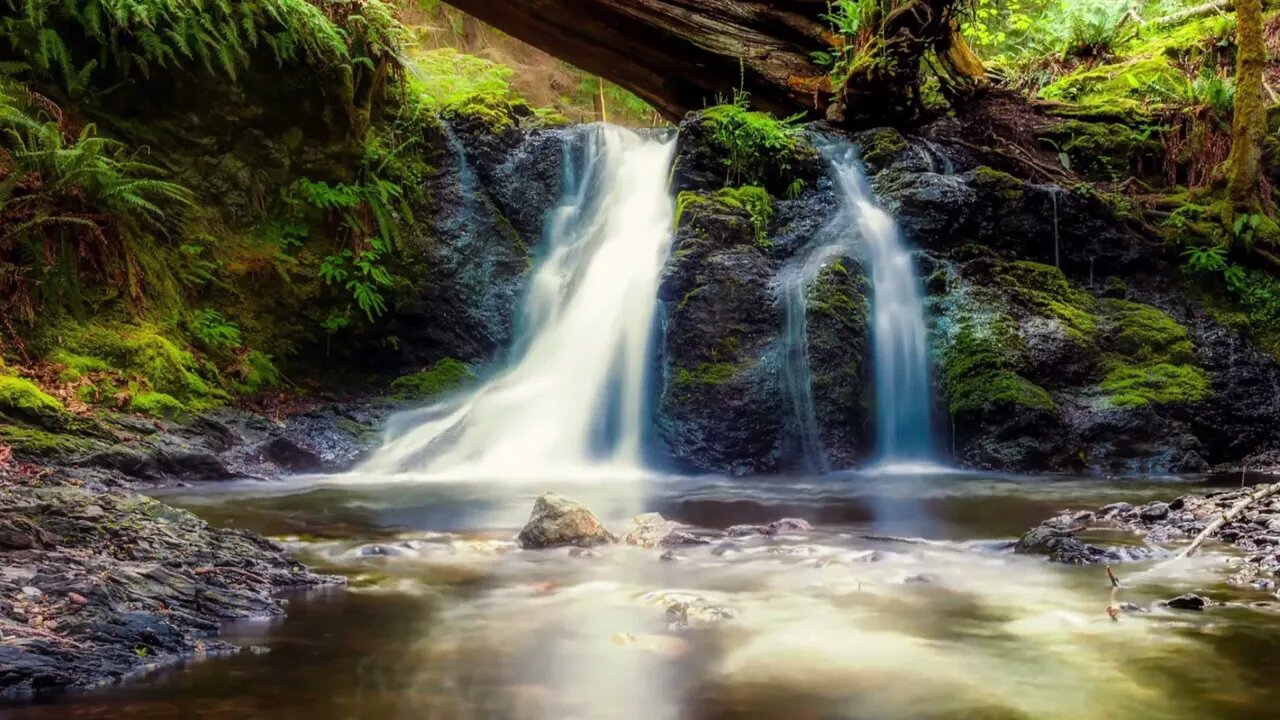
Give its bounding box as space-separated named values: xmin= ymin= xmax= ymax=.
xmin=8 ymin=472 xmax=1280 ymax=720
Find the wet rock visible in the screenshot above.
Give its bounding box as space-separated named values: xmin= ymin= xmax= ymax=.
xmin=517 ymin=493 xmax=615 ymax=549
xmin=1164 ymin=594 xmax=1212 ymax=611
xmin=666 ymin=600 xmax=737 ymax=630
xmin=1139 ymin=502 xmax=1171 ymax=522
xmin=622 ymin=513 xmax=708 ymax=549
xmin=0 ymin=481 xmax=338 ymax=700
xmin=1013 ymin=525 xmax=1118 ymax=564
xmin=257 ymin=436 xmax=323 ymax=473
xmin=725 ymin=518 xmax=813 ymax=538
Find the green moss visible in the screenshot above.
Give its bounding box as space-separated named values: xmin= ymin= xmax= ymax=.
xmin=859 ymin=128 xmax=908 ymax=171
xmin=45 ymin=323 xmax=222 ymax=404
xmin=0 ymin=425 xmax=94 ymax=460
xmin=389 ymin=358 xmax=474 ymax=400
xmin=939 ymin=314 xmax=1053 ymax=415
xmin=1101 ymin=363 xmax=1209 ymax=407
xmin=970 ymin=166 xmax=1025 ymax=202
xmin=995 ymin=261 xmax=1099 ymax=343
xmin=1040 ymin=56 xmax=1188 ymax=111
xmin=0 ymin=375 xmax=64 ymax=424
xmin=716 ymin=186 xmax=775 ymax=247
xmin=1037 ymin=120 xmax=1163 ymax=181
xmin=671 ymin=362 xmax=742 ymax=392
xmin=1099 ymin=299 xmax=1196 ymax=365
xmin=129 ymin=392 xmax=188 ymax=420
xmin=49 ymin=351 xmax=111 ymax=383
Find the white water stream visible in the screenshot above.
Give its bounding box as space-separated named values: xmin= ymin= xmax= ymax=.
xmin=361 ymin=126 xmax=676 ymax=479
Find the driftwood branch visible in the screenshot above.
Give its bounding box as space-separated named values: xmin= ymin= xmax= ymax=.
xmin=1177 ymin=482 xmax=1280 ymax=559
xmin=1154 ymin=0 xmax=1233 ymax=28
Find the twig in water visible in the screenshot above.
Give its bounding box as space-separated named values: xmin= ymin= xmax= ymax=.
xmin=1106 ymin=565 xmax=1122 ymax=622
xmin=1177 ymin=482 xmax=1280 ymax=560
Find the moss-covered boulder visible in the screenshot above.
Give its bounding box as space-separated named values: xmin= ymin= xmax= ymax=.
xmin=389 ymin=359 xmax=475 ymax=401
xmin=658 ymin=188 xmax=786 ymax=474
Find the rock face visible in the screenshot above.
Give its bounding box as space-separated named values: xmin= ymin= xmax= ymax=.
xmin=517 ymin=493 xmax=616 ymax=548
xmin=389 ymin=120 xmax=558 ymax=368
xmin=656 ymin=112 xmax=870 ymax=475
xmin=0 ymin=480 xmax=338 ymax=700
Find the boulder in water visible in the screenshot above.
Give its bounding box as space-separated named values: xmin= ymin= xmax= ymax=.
xmin=1014 ymin=525 xmax=1117 ymax=564
xmin=517 ymin=493 xmax=615 ymax=549
xmin=725 ymin=518 xmax=813 ymax=538
xmin=623 ymin=513 xmax=708 ymax=549
xmin=1164 ymin=593 xmax=1212 ymax=611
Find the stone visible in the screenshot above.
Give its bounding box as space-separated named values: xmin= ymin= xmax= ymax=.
xmin=725 ymin=518 xmax=813 ymax=538
xmin=20 ymin=586 xmax=41 ymax=598
xmin=1165 ymin=593 xmax=1211 ymax=611
xmin=1138 ymin=502 xmax=1171 ymax=522
xmin=516 ymin=493 xmax=615 ymax=549
xmin=1014 ymin=525 xmax=1117 ymax=564
xmin=622 ymin=513 xmax=708 ymax=549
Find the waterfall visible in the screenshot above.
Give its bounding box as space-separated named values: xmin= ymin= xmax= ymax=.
xmin=778 ymin=243 xmax=847 ymax=473
xmin=826 ymin=144 xmax=936 ymax=464
xmin=361 ymin=125 xmax=677 ymax=479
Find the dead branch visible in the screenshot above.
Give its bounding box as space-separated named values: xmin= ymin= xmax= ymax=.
xmin=1154 ymin=0 xmax=1233 ymax=28
xmin=1177 ymin=482 xmax=1280 ymax=559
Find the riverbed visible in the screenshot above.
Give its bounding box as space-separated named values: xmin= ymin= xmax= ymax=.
xmin=8 ymin=471 xmax=1280 ymax=720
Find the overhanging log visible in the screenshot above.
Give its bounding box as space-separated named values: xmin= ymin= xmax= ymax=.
xmin=443 ymin=0 xmax=974 ymax=127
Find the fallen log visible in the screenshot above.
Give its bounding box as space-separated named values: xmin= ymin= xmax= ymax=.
xmin=1154 ymin=0 xmax=1233 ymax=28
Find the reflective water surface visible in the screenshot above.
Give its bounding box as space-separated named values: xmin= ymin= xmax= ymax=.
xmin=8 ymin=472 xmax=1280 ymax=720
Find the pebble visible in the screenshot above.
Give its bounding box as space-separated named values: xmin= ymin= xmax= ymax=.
xmin=67 ymin=592 xmax=88 ymax=606
xmin=20 ymin=586 xmax=41 ymax=598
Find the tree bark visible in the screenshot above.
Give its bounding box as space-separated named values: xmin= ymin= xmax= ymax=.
xmin=443 ymin=0 xmax=967 ymax=127
xmin=1226 ymin=0 xmax=1266 ymax=211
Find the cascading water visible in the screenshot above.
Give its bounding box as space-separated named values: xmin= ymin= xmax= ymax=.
xmin=826 ymin=144 xmax=936 ymax=465
xmin=361 ymin=125 xmax=677 ymax=479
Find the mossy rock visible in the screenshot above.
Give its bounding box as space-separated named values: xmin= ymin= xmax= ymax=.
xmin=995 ymin=261 xmax=1099 ymax=344
xmin=0 ymin=424 xmax=98 ymax=461
xmin=130 ymin=392 xmax=189 ymax=420
xmin=939 ymin=313 xmax=1053 ymax=415
xmin=1101 ymin=363 xmax=1209 ymax=407
xmin=1099 ymin=299 xmax=1196 ymax=365
xmin=0 ymin=376 xmax=65 ymax=426
xmin=858 ymin=128 xmax=909 ymax=173
xmin=45 ymin=323 xmax=223 ymax=405
xmin=389 ymin=358 xmax=474 ymax=401
xmin=1037 ymin=120 xmax=1163 ymax=182
xmin=970 ymin=166 xmax=1025 ymax=203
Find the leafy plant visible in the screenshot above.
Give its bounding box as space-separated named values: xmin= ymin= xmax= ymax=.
xmin=702 ymin=98 xmax=805 ymax=186
xmin=0 ymin=73 xmax=193 ymax=320
xmin=1233 ymin=212 xmax=1264 ymax=248
xmin=190 ymin=309 xmax=242 ymax=351
xmin=1181 ymin=244 xmax=1228 ymax=274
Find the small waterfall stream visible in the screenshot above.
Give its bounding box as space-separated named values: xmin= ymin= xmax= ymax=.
xmin=362 ymin=125 xmax=677 ymax=478
xmin=826 ymin=144 xmax=936 ymax=465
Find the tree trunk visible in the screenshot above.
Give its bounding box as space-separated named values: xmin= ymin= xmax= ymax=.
xmin=1226 ymin=0 xmax=1266 ymax=211
xmin=443 ymin=0 xmax=967 ymax=128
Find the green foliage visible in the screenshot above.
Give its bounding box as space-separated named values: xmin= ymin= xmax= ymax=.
xmin=0 ymin=73 xmax=193 ymax=319
xmin=701 ymin=101 xmax=807 ymax=187
xmin=190 ymin=309 xmax=242 ymax=351
xmin=0 ymin=0 xmax=403 ymax=94
xmin=409 ymin=48 xmax=519 ymax=130
xmin=1037 ymin=120 xmax=1164 ymax=181
xmin=388 ymin=358 xmax=473 ymax=400
xmin=292 ymin=177 xmax=405 ymax=322
xmin=232 ymin=350 xmax=281 ymax=393
xmin=1059 ymin=0 xmax=1127 ymax=58
xmin=671 ymin=362 xmax=742 ymax=396
xmin=715 ymin=186 xmax=775 ymax=247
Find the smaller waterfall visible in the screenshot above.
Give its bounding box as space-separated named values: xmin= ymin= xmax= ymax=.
xmin=826 ymin=145 xmax=936 ymax=464
xmin=778 ymin=243 xmax=848 ymax=472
